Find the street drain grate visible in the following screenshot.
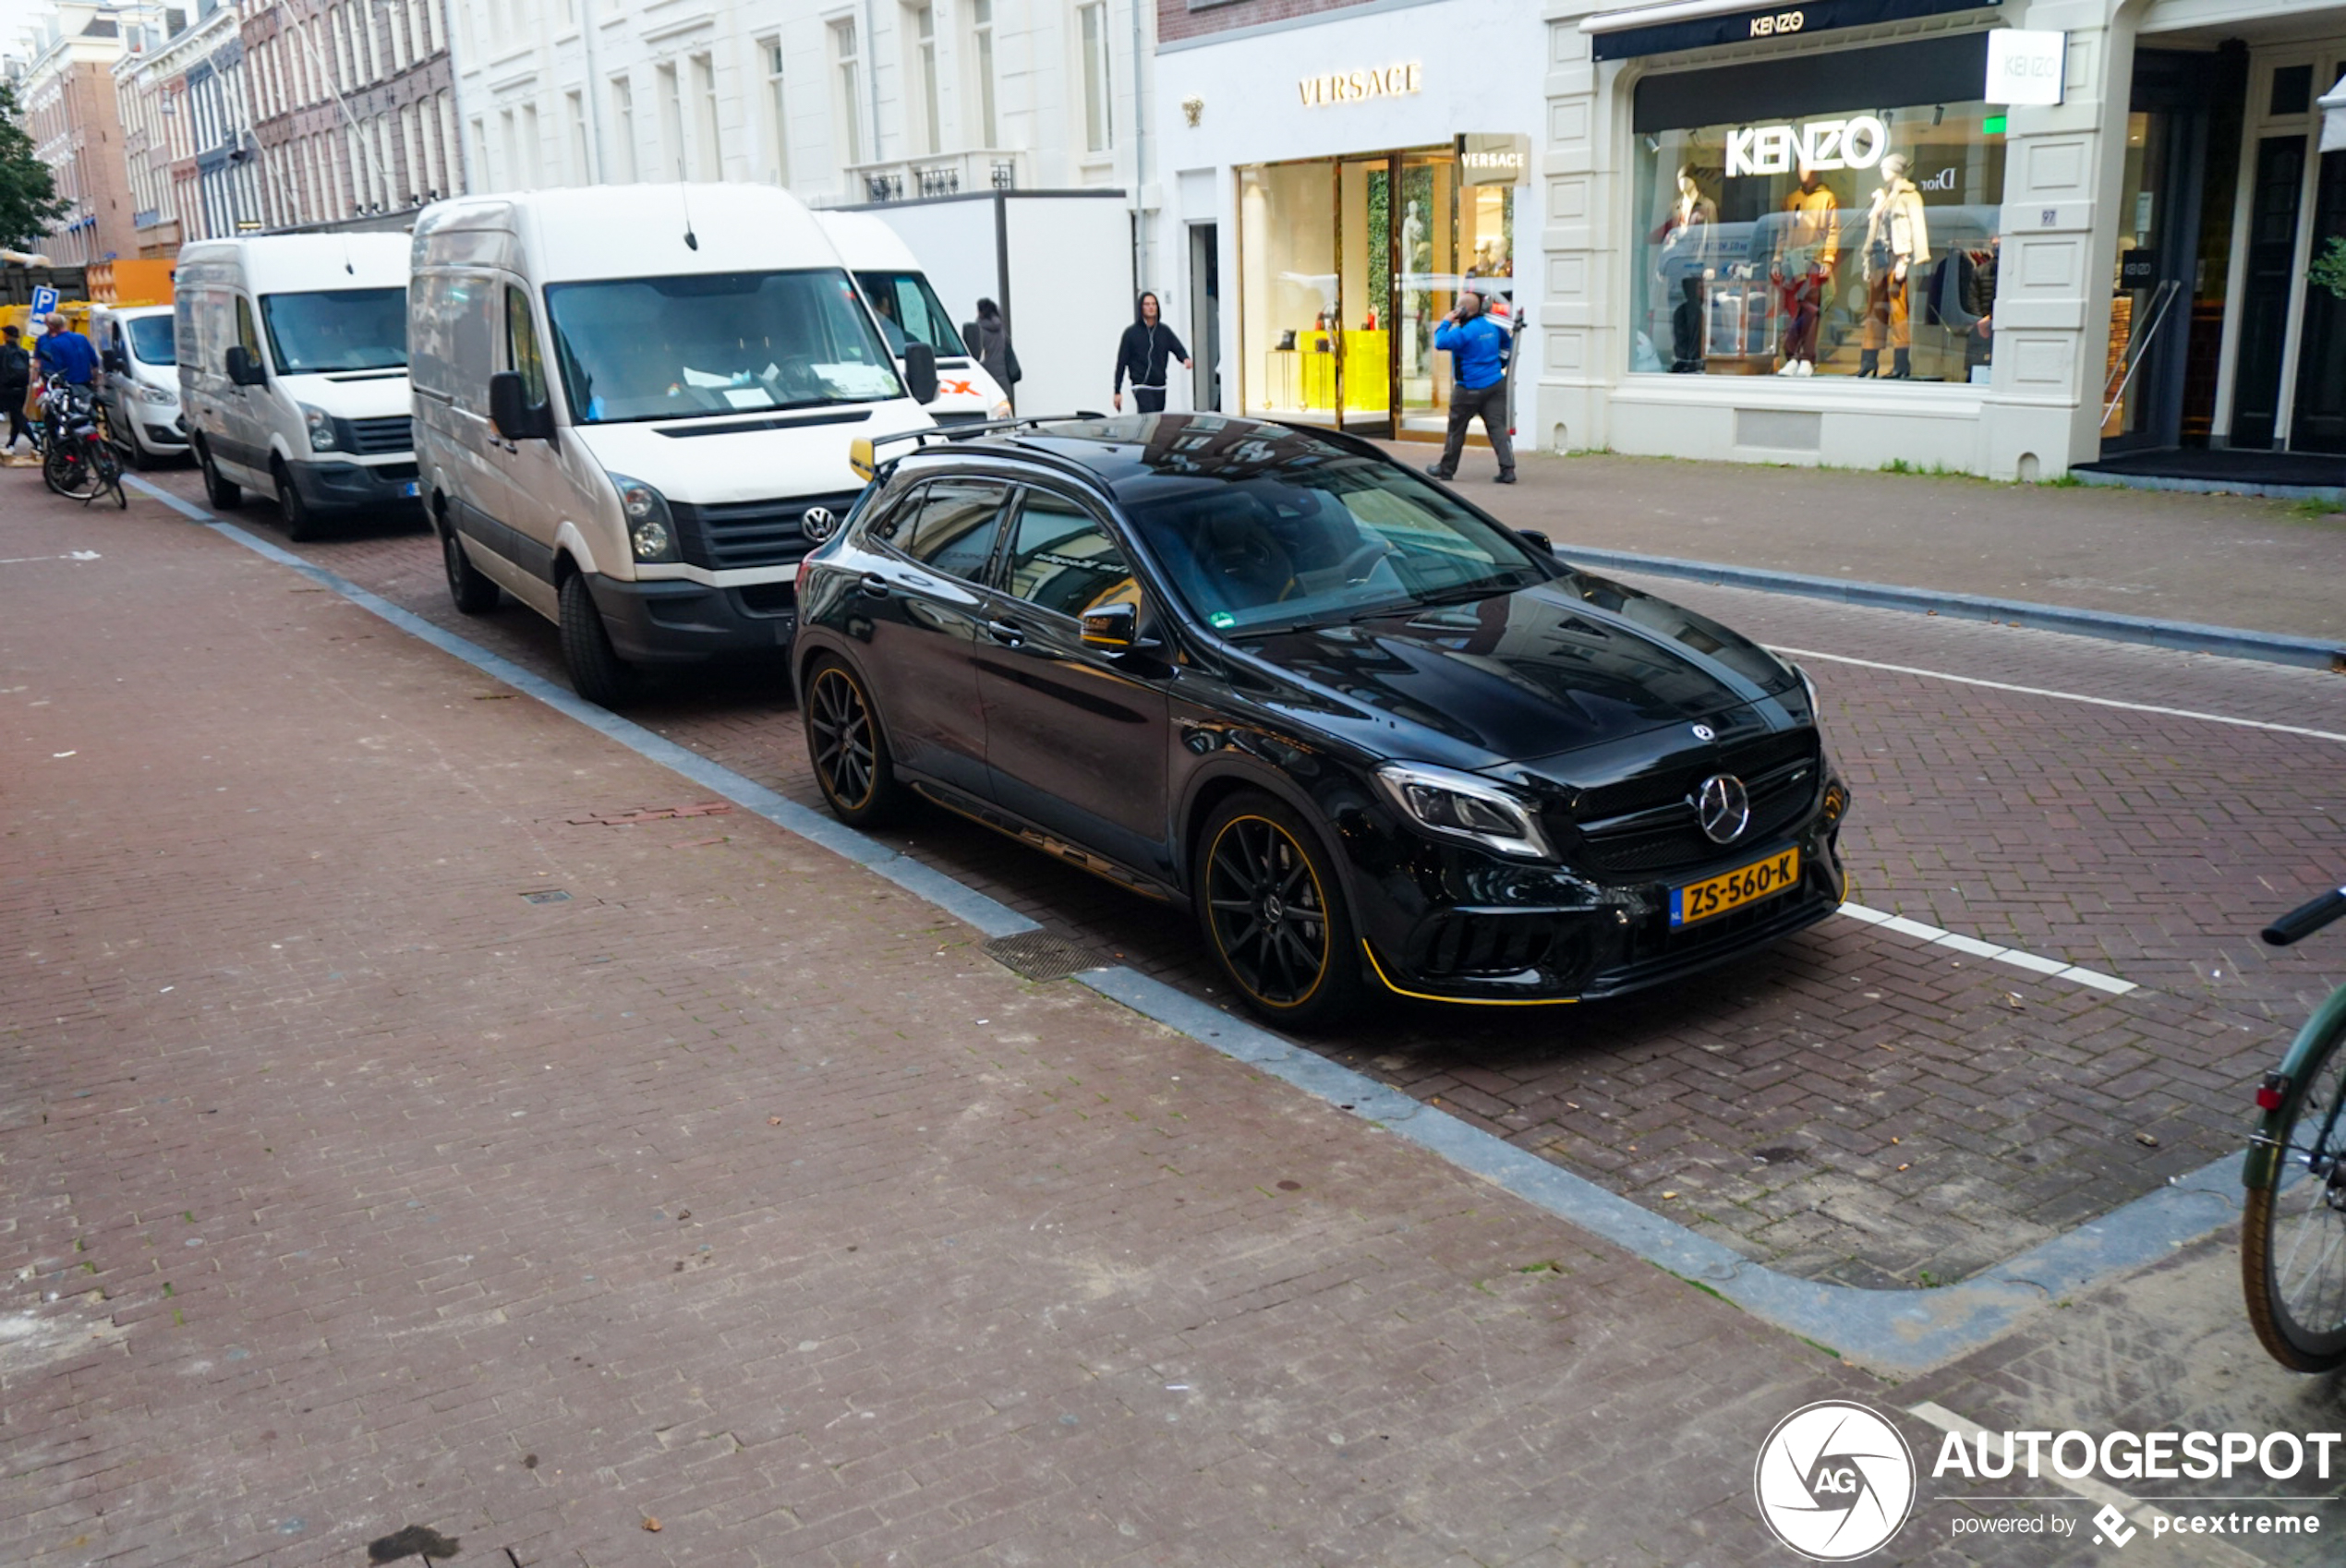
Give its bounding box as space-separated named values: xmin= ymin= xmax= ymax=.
xmin=519 ymin=889 xmax=572 ymax=905
xmin=982 ymin=932 xmax=1117 ymax=983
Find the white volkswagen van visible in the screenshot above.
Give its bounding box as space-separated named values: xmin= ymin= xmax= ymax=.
xmin=175 ymin=233 xmax=417 ymax=539
xmin=91 ymin=304 xmax=188 ymax=466
xmin=409 ymin=184 xmax=938 ymax=706
xmin=814 ymin=210 xmax=1011 ymax=428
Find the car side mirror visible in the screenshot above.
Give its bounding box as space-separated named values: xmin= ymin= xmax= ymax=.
xmin=224 ymin=344 xmax=266 ymax=386
xmin=901 ymin=340 xmax=937 ymax=405
xmin=1518 ymin=528 xmax=1553 ymax=554
xmin=1081 ymin=602 xmax=1138 ymax=652
xmin=489 ymin=370 xmax=554 ymax=440
xmin=102 ymin=348 xmax=127 ymax=374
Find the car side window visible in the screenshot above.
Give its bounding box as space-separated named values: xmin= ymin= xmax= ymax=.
xmin=505 ymin=284 xmax=548 ymax=406
xmin=889 ymin=479 xmax=1011 ymax=583
xmin=999 ymin=488 xmax=1135 ymax=620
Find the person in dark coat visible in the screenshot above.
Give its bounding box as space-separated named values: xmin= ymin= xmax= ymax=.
xmin=0 ymin=325 xmax=33 ymax=453
xmin=1112 ymin=292 xmax=1190 ymax=414
xmin=961 ymin=298 xmax=1020 ymax=412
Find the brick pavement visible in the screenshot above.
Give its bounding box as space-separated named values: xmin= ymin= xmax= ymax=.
xmin=0 ymin=476 xmax=2061 ymax=1567
xmin=99 ymin=473 xmax=2346 ymax=1294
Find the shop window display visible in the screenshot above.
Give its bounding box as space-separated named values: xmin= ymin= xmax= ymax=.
xmin=1634 ymin=95 xmax=2005 ymax=382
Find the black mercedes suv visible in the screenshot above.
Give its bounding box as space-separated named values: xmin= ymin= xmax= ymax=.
xmin=793 ymin=414 xmax=1850 ymax=1027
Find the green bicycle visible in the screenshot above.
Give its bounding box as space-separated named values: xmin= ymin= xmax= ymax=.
xmin=2243 ymin=882 xmax=2346 ymax=1371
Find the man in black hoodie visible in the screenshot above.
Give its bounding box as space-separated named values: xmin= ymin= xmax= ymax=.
xmin=1112 ymin=292 xmax=1190 ymax=414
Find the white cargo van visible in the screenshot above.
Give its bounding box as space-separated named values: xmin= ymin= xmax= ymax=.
xmin=175 ymin=233 xmax=417 ymax=539
xmin=816 ymin=210 xmax=1011 ymax=428
xmin=91 ymin=304 xmax=188 ymax=467
xmin=409 ymin=184 xmax=938 ymax=706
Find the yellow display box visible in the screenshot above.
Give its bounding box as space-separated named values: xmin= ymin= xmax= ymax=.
xmin=1297 ymin=330 xmax=1390 ymax=414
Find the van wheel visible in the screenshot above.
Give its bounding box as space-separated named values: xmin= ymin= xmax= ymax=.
xmin=558 ymin=572 xmax=630 ymax=706
xmin=441 ymin=522 xmax=500 ymax=614
xmin=273 ymin=460 xmax=320 ymax=542
xmin=197 ymin=439 xmax=240 ymax=510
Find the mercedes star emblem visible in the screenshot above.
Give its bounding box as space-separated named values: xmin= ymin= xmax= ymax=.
xmin=1691 ymin=723 xmax=1715 ymax=742
xmin=801 ymin=506 xmax=837 ymax=540
xmin=1696 ymin=773 xmax=1751 ymax=845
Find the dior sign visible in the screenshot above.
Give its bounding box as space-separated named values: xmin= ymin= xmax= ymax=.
xmin=1724 ymin=114 xmax=1889 ymax=177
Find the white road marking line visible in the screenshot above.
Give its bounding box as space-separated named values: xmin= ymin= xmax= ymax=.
xmin=0 ymin=549 xmax=102 ymax=565
xmin=1906 ymin=1401 xmax=2268 ymax=1566
xmin=1839 ymin=902 xmax=2137 ymax=995
xmin=1775 ymin=645 xmax=2346 ymax=745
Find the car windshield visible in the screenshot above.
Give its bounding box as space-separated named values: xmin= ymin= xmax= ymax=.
xmin=854 ymin=270 xmax=968 ymax=358
xmin=1124 ymin=459 xmax=1547 ymax=634
xmin=544 ymin=269 xmax=904 ymax=426
xmin=124 ymin=315 xmax=175 ymax=366
xmin=259 ymin=287 xmax=408 ymax=372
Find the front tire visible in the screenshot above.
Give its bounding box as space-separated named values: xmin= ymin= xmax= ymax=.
xmin=803 ymin=657 xmax=904 ymax=827
xmin=558 ymin=571 xmax=630 ymax=707
xmin=198 ymin=439 xmax=240 ymax=510
xmin=2243 ymin=1024 xmax=2346 ymax=1372
xmin=273 ymin=460 xmax=320 ymax=542
xmin=1193 ymin=791 xmax=1361 ymax=1029
xmin=441 ymin=521 xmax=500 ymax=614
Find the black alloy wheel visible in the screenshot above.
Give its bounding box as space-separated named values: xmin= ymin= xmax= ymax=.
xmin=197 ymin=438 xmax=240 ymax=509
xmin=441 ymin=520 xmax=500 ymax=614
xmin=804 ymin=657 xmax=902 ymax=826
xmin=1196 ymin=792 xmax=1360 ymax=1028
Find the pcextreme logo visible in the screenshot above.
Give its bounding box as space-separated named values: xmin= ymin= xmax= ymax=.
xmin=1754 ymin=1401 xmax=1917 ymax=1561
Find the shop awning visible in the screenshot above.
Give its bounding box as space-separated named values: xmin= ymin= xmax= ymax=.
xmin=1581 ymin=0 xmax=1999 ymax=63
xmin=2322 ymin=73 xmax=2346 ymax=155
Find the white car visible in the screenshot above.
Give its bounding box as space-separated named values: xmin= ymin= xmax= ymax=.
xmin=91 ymin=304 xmax=187 ymax=466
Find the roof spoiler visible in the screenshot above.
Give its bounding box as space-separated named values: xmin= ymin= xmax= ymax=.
xmin=850 ymin=413 xmax=1108 ymax=481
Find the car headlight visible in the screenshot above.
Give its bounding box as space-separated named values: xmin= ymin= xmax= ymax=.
xmin=609 ymin=472 xmax=678 ymax=562
xmin=1373 ymin=762 xmax=1556 ymax=861
xmin=142 ymin=382 xmax=177 ymax=407
xmin=991 ymin=399 xmax=1013 ymax=420
xmin=299 ymin=404 xmax=339 ymax=451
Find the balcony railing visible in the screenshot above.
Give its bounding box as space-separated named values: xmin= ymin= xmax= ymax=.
xmin=824 ymin=149 xmax=1029 ymax=207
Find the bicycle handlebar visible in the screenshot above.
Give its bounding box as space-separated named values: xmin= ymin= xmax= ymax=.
xmin=2262 ymin=887 xmax=2346 ymax=947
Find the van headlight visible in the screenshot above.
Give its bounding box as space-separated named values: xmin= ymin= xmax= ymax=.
xmin=142 ymin=382 xmax=177 ymax=407
xmin=299 ymin=404 xmax=339 ymax=451
xmin=991 ymin=399 xmax=1013 ymax=420
xmin=1373 ymin=763 xmax=1556 ymax=861
xmin=609 ymin=472 xmax=678 ymax=562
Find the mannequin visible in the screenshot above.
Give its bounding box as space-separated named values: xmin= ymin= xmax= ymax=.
xmin=1653 ymin=165 xmax=1717 ymax=373
xmin=1771 ymin=163 xmax=1839 ymax=376
xmin=1859 ymin=153 xmax=1930 ymax=379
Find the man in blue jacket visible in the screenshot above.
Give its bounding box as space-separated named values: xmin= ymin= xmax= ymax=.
xmin=1425 ymin=286 xmax=1514 ymax=484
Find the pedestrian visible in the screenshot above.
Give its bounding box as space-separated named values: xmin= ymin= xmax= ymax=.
xmin=1425 ymin=284 xmax=1516 ymax=485
xmin=1112 ymin=292 xmax=1190 ymax=414
xmin=0 ymin=324 xmax=33 ymax=454
xmin=961 ymin=298 xmax=1020 ymax=413
xmin=34 ymin=312 xmax=99 ymax=389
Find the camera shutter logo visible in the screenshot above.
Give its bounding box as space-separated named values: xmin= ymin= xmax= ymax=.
xmin=2091 ymin=1503 xmax=2136 ymax=1548
xmin=1753 ymin=1401 xmax=1916 ymax=1561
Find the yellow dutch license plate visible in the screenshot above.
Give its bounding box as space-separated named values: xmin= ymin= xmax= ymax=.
xmin=1670 ymin=847 xmax=1801 ymax=929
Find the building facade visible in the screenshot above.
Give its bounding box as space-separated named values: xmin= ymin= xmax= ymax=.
xmin=445 ymin=0 xmax=1153 ymax=253
xmin=113 ymin=5 xmax=190 ymax=257
xmin=13 ymin=3 xmax=140 ymax=263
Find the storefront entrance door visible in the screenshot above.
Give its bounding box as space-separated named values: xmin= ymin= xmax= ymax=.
xmin=2288 ymin=139 xmax=2346 ymax=452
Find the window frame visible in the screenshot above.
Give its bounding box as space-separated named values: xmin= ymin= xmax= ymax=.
xmin=989 ymin=481 xmax=1139 ymax=624
xmin=874 ymin=476 xmax=1017 ymax=584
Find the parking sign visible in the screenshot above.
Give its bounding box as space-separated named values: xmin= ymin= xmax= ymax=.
xmin=30 ymin=285 xmax=57 ymax=317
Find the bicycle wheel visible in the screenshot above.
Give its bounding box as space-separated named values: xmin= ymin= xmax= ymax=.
xmin=2243 ymin=1015 xmax=2346 ymax=1371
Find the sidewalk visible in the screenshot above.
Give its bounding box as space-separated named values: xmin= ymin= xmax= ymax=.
xmin=1 ymin=482 xmax=1903 ymax=1562
xmin=1383 ymin=443 xmax=2346 ymax=645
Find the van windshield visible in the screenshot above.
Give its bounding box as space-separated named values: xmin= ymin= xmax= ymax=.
xmin=260 ymin=287 xmax=409 ymax=373
xmin=544 ymin=269 xmax=905 ymax=426
xmin=854 ymin=271 xmax=968 ymax=358
xmin=124 ymin=315 xmax=175 ymax=366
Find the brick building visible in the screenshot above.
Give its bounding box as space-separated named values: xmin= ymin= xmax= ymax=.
xmin=11 ymin=2 xmax=141 ymax=263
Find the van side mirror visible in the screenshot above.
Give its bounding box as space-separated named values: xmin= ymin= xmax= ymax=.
xmin=102 ymin=347 xmax=127 ymax=374
xmin=489 ymin=371 xmax=554 ymax=440
xmin=901 ymin=341 xmax=937 ymax=405
xmin=224 ymin=344 xmax=266 ymax=386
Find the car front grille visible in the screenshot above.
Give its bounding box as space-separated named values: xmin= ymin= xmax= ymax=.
xmin=347 ymin=415 xmax=413 ymax=454
xmin=1561 ymin=730 xmax=1821 ymax=879
xmin=671 ymin=490 xmax=865 ymax=572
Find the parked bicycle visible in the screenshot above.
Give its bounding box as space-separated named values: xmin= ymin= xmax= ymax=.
xmin=39 ymin=375 xmax=126 ymax=510
xmin=2242 ymin=881 xmax=2346 ymax=1371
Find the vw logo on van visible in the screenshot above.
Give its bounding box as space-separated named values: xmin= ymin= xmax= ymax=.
xmin=801 ymin=506 xmax=839 ymax=542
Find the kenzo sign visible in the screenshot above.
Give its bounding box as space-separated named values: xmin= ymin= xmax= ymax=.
xmin=1724 ymin=114 xmax=1890 ymax=177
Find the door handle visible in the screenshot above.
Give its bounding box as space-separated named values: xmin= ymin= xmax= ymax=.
xmin=984 ymin=619 xmax=1026 ymax=648
xmin=857 ymin=573 xmax=892 ymax=597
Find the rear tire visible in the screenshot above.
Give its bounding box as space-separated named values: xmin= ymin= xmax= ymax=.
xmin=803 ymin=656 xmax=905 ymax=827
xmin=273 ymin=460 xmax=320 ymax=542
xmin=441 ymin=521 xmax=500 ymax=614
xmin=198 ymin=439 xmax=240 ymax=510
xmin=2243 ymin=1021 xmax=2346 ymax=1372
xmin=1193 ymin=791 xmax=1361 ymax=1030
xmin=558 ymin=571 xmax=630 ymax=707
